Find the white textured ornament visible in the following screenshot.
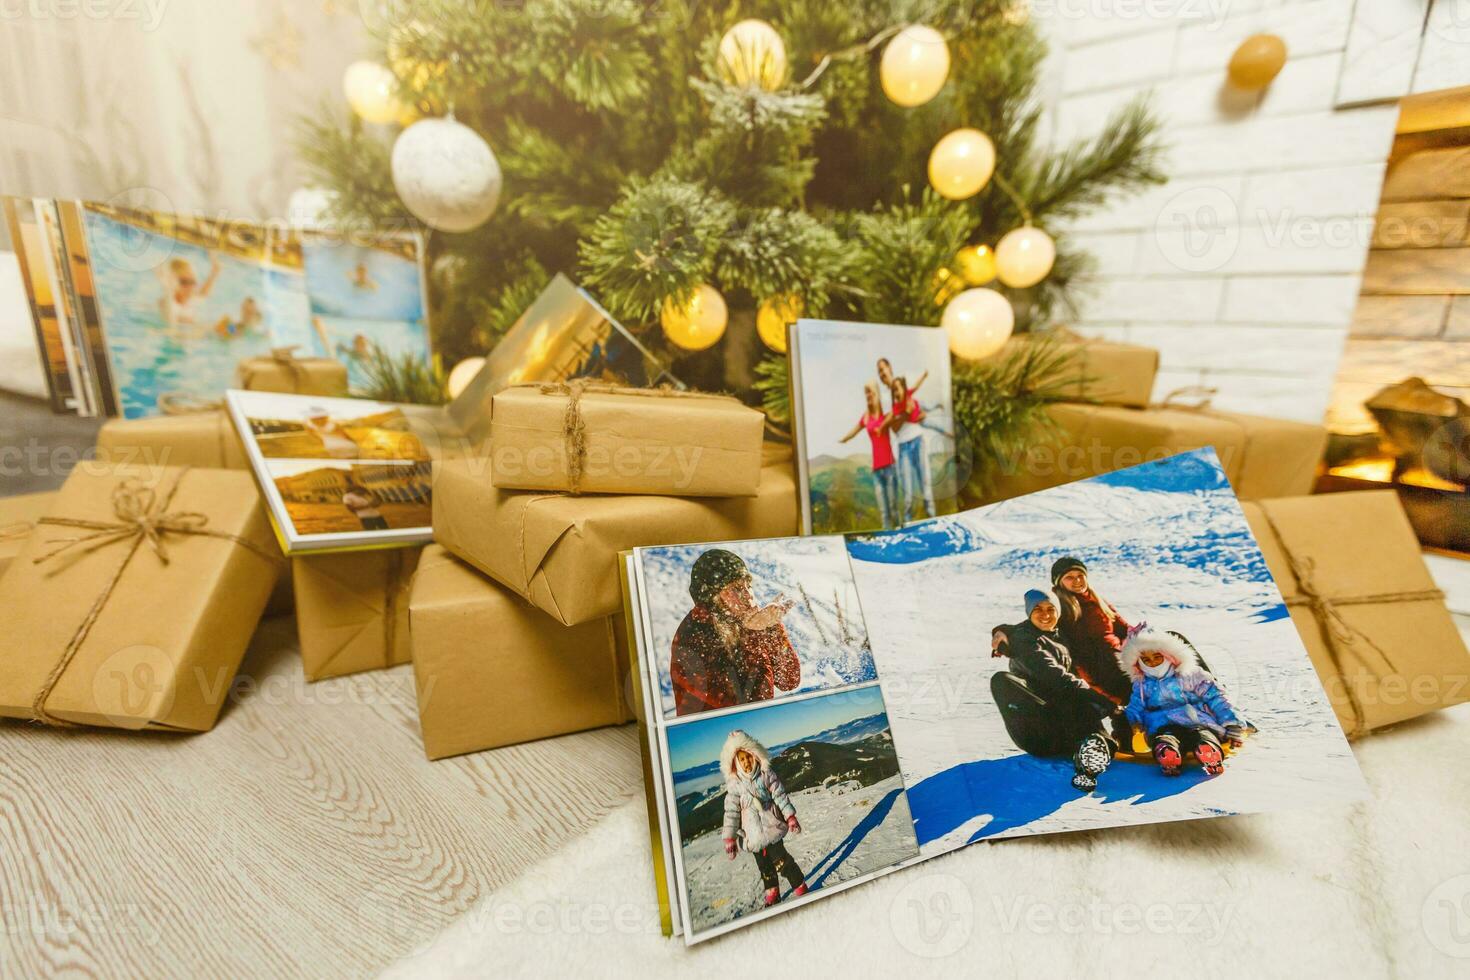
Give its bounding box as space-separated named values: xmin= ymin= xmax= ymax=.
xmin=391 ymin=116 xmax=502 ymax=233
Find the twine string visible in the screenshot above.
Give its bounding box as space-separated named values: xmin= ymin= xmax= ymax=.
xmin=27 ymin=469 xmax=280 ymax=727
xmin=513 ymin=379 xmax=726 ymax=495
xmin=1256 ymin=502 xmax=1444 ymax=738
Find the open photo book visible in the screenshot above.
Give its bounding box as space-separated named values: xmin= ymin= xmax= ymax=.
xmin=620 ymin=448 xmax=1367 ymax=944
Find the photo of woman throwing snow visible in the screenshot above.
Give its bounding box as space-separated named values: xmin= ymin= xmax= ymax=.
xmin=670 ymin=549 xmax=801 ymax=716
xmin=721 ymin=730 xmax=808 ymax=908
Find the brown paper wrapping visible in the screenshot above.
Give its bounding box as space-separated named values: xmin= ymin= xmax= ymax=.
xmin=408 ymin=545 xmax=632 ymax=759
xmin=999 ymin=332 xmax=1159 ymax=407
xmin=234 ymin=348 xmax=348 ymax=397
xmin=1242 ymin=492 xmax=1470 ymax=736
xmin=293 ymin=546 xmax=422 ymax=681
xmin=96 ymin=412 xmax=250 ymax=470
xmin=0 ymin=492 xmax=57 ymax=577
xmin=984 ymin=402 xmax=1326 ymax=504
xmin=0 ymin=465 xmax=279 ymax=731
xmin=489 ymin=384 xmax=765 ymax=496
xmin=433 ymin=454 xmax=799 ymax=627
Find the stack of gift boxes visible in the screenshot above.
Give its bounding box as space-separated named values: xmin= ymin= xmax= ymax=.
xmin=1 ymin=338 xmax=1467 ymax=749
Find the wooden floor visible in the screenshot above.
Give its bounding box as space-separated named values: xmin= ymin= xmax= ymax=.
xmin=0 ymin=614 xmax=644 ymax=978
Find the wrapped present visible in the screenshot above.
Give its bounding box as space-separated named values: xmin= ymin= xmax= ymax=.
xmin=434 ymin=452 xmax=798 ymax=626
xmin=408 ymin=545 xmax=632 ymax=759
xmin=96 ymin=411 xmax=250 ymax=470
xmin=294 ymin=546 xmax=421 ymax=681
xmin=1242 ymin=491 xmax=1470 ymax=737
xmin=0 ymin=465 xmax=280 ymax=731
xmin=999 ymin=329 xmax=1159 ymax=408
xmin=0 ymin=491 xmax=57 ymax=577
xmin=489 ymin=382 xmax=765 ymax=496
xmin=234 ymin=346 xmax=348 ymax=397
xmin=985 ymin=396 xmax=1326 ymax=503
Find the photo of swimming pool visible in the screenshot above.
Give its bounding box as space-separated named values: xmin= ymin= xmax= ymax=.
xmin=72 ymin=207 xmax=433 ymax=418
xmin=84 ymin=208 xmax=307 ymax=419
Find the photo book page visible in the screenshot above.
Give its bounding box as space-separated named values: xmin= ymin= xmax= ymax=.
xmin=224 ymin=389 xmax=439 ymax=555
xmin=789 ymin=319 xmax=960 ymax=536
xmin=622 ymin=448 xmax=1367 ymax=943
xmin=6 ymin=197 xmax=433 ymax=419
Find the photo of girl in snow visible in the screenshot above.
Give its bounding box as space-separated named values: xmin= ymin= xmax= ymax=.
xmin=664 ymin=685 xmax=919 ymax=935
xmin=639 ymin=537 xmax=879 ymax=720
xmin=845 ymin=448 xmax=1364 ymax=856
xmin=790 ymin=320 xmax=958 ymax=535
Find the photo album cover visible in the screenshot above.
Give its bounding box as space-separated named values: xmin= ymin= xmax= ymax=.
xmin=5 ymin=197 xmax=433 ymax=420
xmin=621 ymin=448 xmax=1367 ymax=944
xmin=447 ymin=272 xmax=682 ymax=445
xmin=224 ymin=389 xmax=436 ymax=555
xmin=789 ymin=319 xmax=960 ymax=536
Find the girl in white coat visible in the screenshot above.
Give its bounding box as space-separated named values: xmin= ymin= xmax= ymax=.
xmin=720 ymin=729 xmax=809 ymax=907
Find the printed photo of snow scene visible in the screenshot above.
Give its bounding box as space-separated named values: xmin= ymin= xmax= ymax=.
xmin=663 ymin=684 xmax=919 ymax=937
xmin=637 ymin=536 xmax=877 ymax=719
xmin=791 ymin=320 xmax=959 ymax=535
xmin=845 ymin=448 xmax=1367 ymax=857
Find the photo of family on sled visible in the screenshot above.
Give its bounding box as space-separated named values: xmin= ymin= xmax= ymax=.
xmin=636 ymin=537 xmax=878 ymax=720
xmin=790 ymin=320 xmax=959 ymax=535
xmin=663 ymin=685 xmax=919 ymax=936
xmin=989 ymin=558 xmax=1252 ymax=793
xmin=844 ymin=449 xmax=1366 ymax=855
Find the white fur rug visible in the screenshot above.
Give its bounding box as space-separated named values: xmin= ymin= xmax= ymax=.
xmin=385 ymin=705 xmax=1470 ymax=977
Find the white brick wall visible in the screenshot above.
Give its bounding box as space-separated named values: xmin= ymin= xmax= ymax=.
xmin=1033 ymin=0 xmax=1402 ymax=422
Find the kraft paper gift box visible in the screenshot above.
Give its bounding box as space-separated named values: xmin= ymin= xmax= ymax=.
xmin=0 ymin=491 xmax=57 ymax=577
xmin=1242 ymin=492 xmax=1470 ymax=737
xmin=96 ymin=411 xmax=251 ymax=470
xmin=0 ymin=464 xmax=280 ymax=731
xmin=489 ymin=383 xmax=765 ymax=496
xmin=998 ymin=330 xmax=1159 ymax=408
xmin=408 ymin=545 xmax=633 ymax=759
xmin=433 ymin=454 xmax=799 ymax=627
xmin=234 ymin=347 xmax=348 ymax=397
xmin=294 ymin=546 xmax=422 ymax=681
xmin=985 ymin=401 xmax=1326 ymax=503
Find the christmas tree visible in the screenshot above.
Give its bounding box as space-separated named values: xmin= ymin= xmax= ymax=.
xmin=300 ymin=0 xmax=1164 ymax=493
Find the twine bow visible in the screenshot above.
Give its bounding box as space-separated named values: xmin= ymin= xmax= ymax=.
xmin=236 ymin=345 xmax=311 ymax=391
xmin=1255 ymin=502 xmax=1445 ymax=738
xmin=27 ymin=470 xmax=280 ymax=727
xmin=514 ymin=379 xmax=722 ymax=495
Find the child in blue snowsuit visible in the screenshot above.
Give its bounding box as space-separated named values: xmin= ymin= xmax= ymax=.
xmin=1120 ymin=624 xmax=1247 ymax=777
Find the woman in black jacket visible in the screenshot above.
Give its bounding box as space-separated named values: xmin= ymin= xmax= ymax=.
xmin=991 ymin=589 xmax=1122 ymax=792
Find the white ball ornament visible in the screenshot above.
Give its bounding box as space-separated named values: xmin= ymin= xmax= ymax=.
xmin=718 ymin=19 xmax=787 ymax=90
xmin=343 ymin=60 xmax=404 ymax=125
xmin=446 ymin=356 xmax=486 ymax=399
xmin=661 ymin=284 xmax=728 ymax=351
xmin=391 ymin=116 xmax=502 ymax=233
xmin=880 ymin=25 xmax=950 ymax=107
xmin=942 ymin=287 xmax=1015 ymax=360
xmin=995 ymin=226 xmax=1056 ymax=288
xmin=928 ymin=128 xmax=996 ymax=201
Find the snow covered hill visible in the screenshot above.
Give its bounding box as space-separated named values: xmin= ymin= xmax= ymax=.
xmin=847 ymin=448 xmax=1366 ymax=856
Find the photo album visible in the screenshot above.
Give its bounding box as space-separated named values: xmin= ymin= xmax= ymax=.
xmin=224 ymin=389 xmax=438 ymax=555
xmin=621 ymin=448 xmax=1367 ymax=943
xmin=3 ymin=196 xmax=433 ymax=419
xmin=788 ymin=319 xmax=961 ymax=535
